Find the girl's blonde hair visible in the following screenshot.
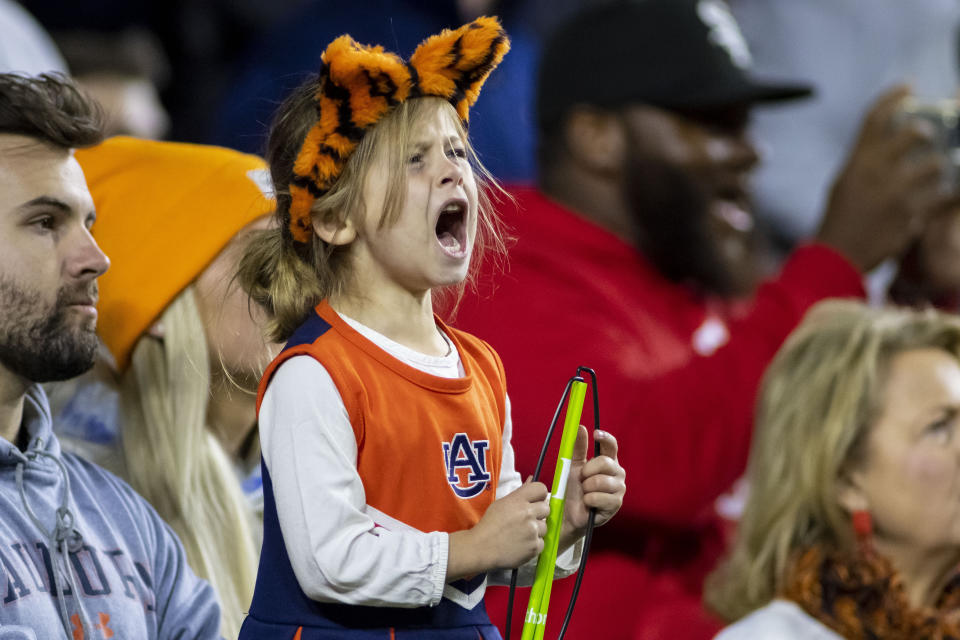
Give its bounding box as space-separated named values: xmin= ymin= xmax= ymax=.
xmin=237 ymin=82 xmax=506 ymax=343
xmin=705 ymin=300 xmax=960 ymax=621
xmin=119 ymin=287 xmax=258 ymax=639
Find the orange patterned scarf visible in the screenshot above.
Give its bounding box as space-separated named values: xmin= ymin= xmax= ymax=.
xmin=781 ymin=546 xmax=960 ymax=639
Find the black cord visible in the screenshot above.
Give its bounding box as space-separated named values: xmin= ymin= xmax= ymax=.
xmin=504 ymin=369 xmax=603 ymax=640
xmin=556 ymin=368 xmax=600 ymax=639
xmin=577 ymin=367 xmax=601 ymax=459
xmin=504 ymin=567 xmax=519 ymax=640
xmin=534 ymin=377 xmax=581 ymax=480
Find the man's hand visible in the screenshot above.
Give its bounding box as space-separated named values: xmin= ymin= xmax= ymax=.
xmin=817 ymin=85 xmax=960 ymax=272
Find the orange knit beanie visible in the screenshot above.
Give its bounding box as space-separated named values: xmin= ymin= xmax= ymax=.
xmin=75 ymin=136 xmax=275 ymax=371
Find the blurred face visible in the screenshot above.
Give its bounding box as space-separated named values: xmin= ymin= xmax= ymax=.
xmin=193 ymin=216 xmax=279 ymax=387
xmin=851 ymin=348 xmax=960 ymax=552
xmin=77 ymin=74 xmax=170 ymax=140
xmin=620 ymin=104 xmax=760 ymax=296
xmin=0 ymin=135 xmax=110 ymax=383
xmin=350 ymin=103 xmax=479 ymax=297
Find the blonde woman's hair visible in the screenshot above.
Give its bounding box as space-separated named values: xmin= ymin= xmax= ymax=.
xmin=705 ymin=300 xmax=960 ymax=622
xmin=119 ymin=287 xmax=258 ymax=639
xmin=237 ymin=86 xmax=506 ymax=343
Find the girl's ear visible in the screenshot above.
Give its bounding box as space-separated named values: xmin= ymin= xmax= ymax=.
xmin=312 ymin=213 xmax=357 ymax=246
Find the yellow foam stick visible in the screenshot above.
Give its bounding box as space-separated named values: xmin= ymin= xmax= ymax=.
xmin=521 ymin=379 xmax=587 ymax=640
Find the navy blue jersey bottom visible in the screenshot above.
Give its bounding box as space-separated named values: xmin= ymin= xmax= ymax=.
xmin=243 ymin=463 xmax=504 ymax=639
xmin=238 ymin=613 xmax=503 ymax=639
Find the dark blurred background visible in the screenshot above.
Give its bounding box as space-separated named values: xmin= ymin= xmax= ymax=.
xmin=11 ymin=0 xmax=603 ymax=184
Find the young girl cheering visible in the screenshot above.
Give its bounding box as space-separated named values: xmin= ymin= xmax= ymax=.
xmin=237 ymin=17 xmax=626 ymax=639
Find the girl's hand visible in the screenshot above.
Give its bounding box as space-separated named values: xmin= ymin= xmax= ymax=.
xmin=447 ymin=480 xmax=550 ymax=579
xmin=561 ymin=426 xmax=625 ymax=541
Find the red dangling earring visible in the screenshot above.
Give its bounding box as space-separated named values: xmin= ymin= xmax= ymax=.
xmin=852 ymin=509 xmax=875 ymax=557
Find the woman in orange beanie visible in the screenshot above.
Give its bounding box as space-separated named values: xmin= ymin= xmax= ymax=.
xmin=234 ymin=17 xmax=625 ymax=640
xmin=51 ymin=136 xmax=278 ymax=639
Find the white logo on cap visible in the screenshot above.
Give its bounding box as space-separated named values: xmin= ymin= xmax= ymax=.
xmin=696 ymin=0 xmax=752 ymax=69
xmin=247 ymin=168 xmax=275 ymax=200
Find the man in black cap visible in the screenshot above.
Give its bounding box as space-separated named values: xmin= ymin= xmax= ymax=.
xmin=454 ymin=1 xmax=954 ymax=638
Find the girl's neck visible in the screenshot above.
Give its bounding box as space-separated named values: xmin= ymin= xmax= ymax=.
xmin=330 ymin=288 xmax=448 ymax=356
xmin=874 ymin=536 xmax=960 ymax=608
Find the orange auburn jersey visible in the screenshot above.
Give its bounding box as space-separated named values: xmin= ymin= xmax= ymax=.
xmin=256 ymin=299 xmax=506 ymax=534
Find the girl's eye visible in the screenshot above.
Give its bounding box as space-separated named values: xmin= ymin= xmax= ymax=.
xmin=408 ymin=152 xmax=424 ymax=165
xmin=447 ymin=147 xmax=467 ymax=159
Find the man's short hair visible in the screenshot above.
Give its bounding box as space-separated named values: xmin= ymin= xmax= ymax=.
xmin=0 ymin=73 xmax=105 ymax=149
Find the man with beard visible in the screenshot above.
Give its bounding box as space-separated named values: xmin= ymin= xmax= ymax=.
xmin=0 ymin=73 xmax=221 ymax=638
xmin=452 ymin=1 xmax=957 ymax=639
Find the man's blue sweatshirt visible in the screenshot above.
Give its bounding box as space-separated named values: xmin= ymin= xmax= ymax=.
xmin=0 ymin=385 xmax=222 ymax=639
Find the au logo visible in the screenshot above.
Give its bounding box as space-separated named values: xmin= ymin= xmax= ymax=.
xmin=442 ymin=433 xmax=491 ymax=498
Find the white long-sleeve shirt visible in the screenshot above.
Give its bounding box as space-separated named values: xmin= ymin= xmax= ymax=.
xmin=259 ymin=314 xmax=580 ymax=608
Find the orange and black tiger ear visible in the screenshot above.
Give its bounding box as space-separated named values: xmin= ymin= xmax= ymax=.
xmin=286 ymin=18 xmax=510 ymax=244
xmin=288 ymin=36 xmax=415 ymax=243
xmin=409 ymin=16 xmax=510 ymax=124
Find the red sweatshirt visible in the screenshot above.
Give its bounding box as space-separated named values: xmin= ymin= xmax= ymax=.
xmin=451 ymin=187 xmax=865 ymax=640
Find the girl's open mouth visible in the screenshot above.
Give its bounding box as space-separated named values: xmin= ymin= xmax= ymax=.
xmin=436 ymin=199 xmax=468 ymax=257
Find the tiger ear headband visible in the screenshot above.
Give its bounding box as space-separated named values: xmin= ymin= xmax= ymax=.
xmin=285 ymin=16 xmax=510 ymax=244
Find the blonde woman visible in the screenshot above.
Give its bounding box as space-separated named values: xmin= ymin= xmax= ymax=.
xmin=707 ymin=300 xmax=960 ymax=638
xmin=50 ymin=136 xmax=277 ymax=638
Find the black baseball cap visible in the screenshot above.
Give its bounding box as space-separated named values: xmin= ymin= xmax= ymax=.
xmin=537 ymin=0 xmax=813 ymax=131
